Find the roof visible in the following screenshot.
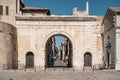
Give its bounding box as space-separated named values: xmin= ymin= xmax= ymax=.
xmin=102 ymin=7 xmax=120 ymax=25
xmin=22 ymin=6 xmax=49 ymax=11
xmin=21 ymin=6 xmax=51 ymax=15
xmin=109 ymin=7 xmax=120 ymax=13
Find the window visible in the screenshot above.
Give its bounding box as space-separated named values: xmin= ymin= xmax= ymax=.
xmin=0 ymin=5 xmax=3 ymax=15
xmin=6 ymin=6 xmax=9 ymax=15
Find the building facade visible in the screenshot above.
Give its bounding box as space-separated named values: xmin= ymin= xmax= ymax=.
xmin=0 ymin=0 xmax=119 ymax=70
xmin=102 ymin=8 xmax=120 ymax=70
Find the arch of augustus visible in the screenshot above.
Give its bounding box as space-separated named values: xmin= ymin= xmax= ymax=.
xmin=16 ymin=16 xmax=103 ymax=70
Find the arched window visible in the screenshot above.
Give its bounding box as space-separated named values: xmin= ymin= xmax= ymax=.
xmin=84 ymin=52 xmax=92 ymax=66
xmin=26 ymin=52 xmax=34 ymax=68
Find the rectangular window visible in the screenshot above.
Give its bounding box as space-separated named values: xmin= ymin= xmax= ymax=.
xmin=16 ymin=0 xmax=17 ymax=14
xmin=6 ymin=6 xmax=9 ymax=15
xmin=0 ymin=5 xmax=3 ymax=15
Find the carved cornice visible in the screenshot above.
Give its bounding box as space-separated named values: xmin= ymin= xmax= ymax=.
xmin=16 ymin=16 xmax=97 ymax=21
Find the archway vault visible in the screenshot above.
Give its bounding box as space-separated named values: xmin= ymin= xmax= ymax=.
xmin=42 ymin=31 xmax=75 ymax=49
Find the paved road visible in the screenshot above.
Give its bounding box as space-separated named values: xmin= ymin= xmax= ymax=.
xmin=54 ymin=59 xmax=67 ymax=67
xmin=0 ymin=70 xmax=120 ymax=80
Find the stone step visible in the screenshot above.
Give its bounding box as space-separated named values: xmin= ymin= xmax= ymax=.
xmin=83 ymin=66 xmax=93 ymax=72
xmin=24 ymin=68 xmax=36 ymax=72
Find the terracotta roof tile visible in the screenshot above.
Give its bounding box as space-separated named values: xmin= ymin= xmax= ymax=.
xmin=22 ymin=6 xmax=49 ymax=10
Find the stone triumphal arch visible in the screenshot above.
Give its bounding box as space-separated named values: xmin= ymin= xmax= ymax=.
xmin=15 ymin=15 xmax=103 ymax=70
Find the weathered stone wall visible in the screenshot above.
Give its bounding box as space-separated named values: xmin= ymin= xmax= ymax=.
xmin=16 ymin=16 xmax=103 ymax=70
xmin=103 ymin=27 xmax=116 ymax=68
xmin=0 ymin=21 xmax=17 ymax=70
xmin=103 ymin=10 xmax=115 ymax=32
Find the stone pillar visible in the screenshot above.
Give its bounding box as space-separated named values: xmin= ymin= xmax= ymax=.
xmin=73 ymin=7 xmax=78 ymax=16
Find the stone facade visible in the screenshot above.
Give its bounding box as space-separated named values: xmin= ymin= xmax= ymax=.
xmin=15 ymin=16 xmax=103 ymax=70
xmin=0 ymin=0 xmax=119 ymax=71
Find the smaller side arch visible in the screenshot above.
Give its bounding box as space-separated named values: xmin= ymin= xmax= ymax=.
xmin=84 ymin=52 xmax=92 ymax=66
xmin=26 ymin=52 xmax=34 ymax=68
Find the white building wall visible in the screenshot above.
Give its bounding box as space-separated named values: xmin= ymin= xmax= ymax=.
xmin=116 ymin=15 xmax=120 ymax=26
xmin=116 ymin=29 xmax=120 ymax=70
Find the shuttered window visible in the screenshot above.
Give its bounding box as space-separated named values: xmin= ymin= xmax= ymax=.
xmin=0 ymin=5 xmax=3 ymax=15
xmin=6 ymin=6 xmax=9 ymax=15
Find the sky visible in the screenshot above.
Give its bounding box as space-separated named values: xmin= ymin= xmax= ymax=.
xmin=24 ymin=0 xmax=120 ymax=16
xmin=55 ymin=36 xmax=64 ymax=48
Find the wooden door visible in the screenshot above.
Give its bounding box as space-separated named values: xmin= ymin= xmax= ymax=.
xmin=84 ymin=53 xmax=92 ymax=66
xmin=26 ymin=52 xmax=34 ymax=68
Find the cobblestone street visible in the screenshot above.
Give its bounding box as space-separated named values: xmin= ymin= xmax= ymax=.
xmin=0 ymin=70 xmax=120 ymax=80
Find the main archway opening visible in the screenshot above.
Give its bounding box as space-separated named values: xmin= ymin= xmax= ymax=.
xmin=45 ymin=34 xmax=73 ymax=68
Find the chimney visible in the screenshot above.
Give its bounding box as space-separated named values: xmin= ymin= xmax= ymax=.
xmin=86 ymin=0 xmax=89 ymax=15
xmin=73 ymin=7 xmax=77 ymax=16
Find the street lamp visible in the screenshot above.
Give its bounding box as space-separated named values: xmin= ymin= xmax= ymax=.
xmin=106 ymin=40 xmax=111 ymax=68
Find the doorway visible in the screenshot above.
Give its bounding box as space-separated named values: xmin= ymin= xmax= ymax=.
xmin=26 ymin=52 xmax=34 ymax=68
xmin=84 ymin=52 xmax=92 ymax=66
